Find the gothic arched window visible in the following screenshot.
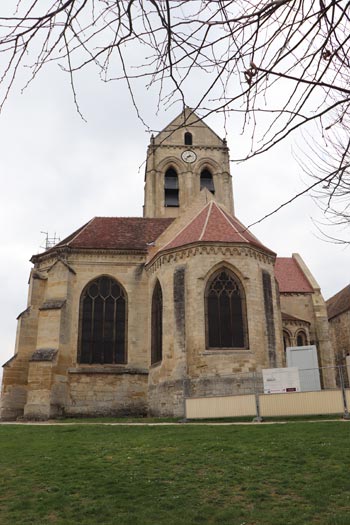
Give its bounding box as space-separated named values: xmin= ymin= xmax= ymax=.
xmin=200 ymin=169 xmax=215 ymax=194
xmin=184 ymin=132 xmax=193 ymax=145
xmin=164 ymin=167 xmax=179 ymax=207
xmin=296 ymin=330 xmax=307 ymax=347
xmin=151 ymin=280 xmax=163 ymax=365
xmin=205 ymin=268 xmax=247 ymax=348
xmin=78 ymin=276 xmax=127 ymax=364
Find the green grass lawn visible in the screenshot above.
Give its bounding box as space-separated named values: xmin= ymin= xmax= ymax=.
xmin=0 ymin=422 xmax=349 ymax=525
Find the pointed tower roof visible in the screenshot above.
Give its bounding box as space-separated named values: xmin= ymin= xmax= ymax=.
xmin=153 ymin=107 xmax=225 ymax=147
xmin=147 ymin=192 xmax=275 ymax=263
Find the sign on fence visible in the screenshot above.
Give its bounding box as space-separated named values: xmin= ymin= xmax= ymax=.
xmin=262 ymin=367 xmax=301 ymax=394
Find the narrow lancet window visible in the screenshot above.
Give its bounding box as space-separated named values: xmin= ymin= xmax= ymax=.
xmin=164 ymin=167 xmax=179 ymax=207
xmin=205 ymin=269 xmax=247 ymax=348
xmin=151 ymin=280 xmax=163 ymax=364
xmin=184 ymin=132 xmax=193 ymax=145
xmin=78 ymin=276 xmax=127 ymax=364
xmin=200 ymin=169 xmax=215 ymax=194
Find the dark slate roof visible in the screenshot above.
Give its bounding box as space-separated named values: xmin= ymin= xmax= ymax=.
xmin=327 ymin=284 xmax=350 ymax=320
xmin=275 ymin=258 xmax=313 ymax=293
xmin=36 ymin=217 xmax=174 ymax=257
xmin=155 ymin=201 xmax=275 ymax=256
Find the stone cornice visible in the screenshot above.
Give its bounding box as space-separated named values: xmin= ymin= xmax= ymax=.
xmin=30 ymin=348 xmax=58 ymax=362
xmin=282 ymin=319 xmax=310 ymax=327
xmin=32 ymin=247 xmax=147 ymax=268
xmin=280 ymin=292 xmax=312 ymax=296
xmin=39 ymin=299 xmax=66 ymax=311
xmin=148 ymin=144 xmax=229 ymax=153
xmin=68 ymin=366 xmax=148 ymax=375
xmin=146 ymin=242 xmax=275 ymax=272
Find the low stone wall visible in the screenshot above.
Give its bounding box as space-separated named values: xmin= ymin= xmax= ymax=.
xmin=188 ymin=374 xmax=262 ymax=398
xmin=148 ymin=379 xmax=186 ymax=417
xmin=65 ymin=369 xmax=148 ymax=417
xmin=0 ymin=384 xmax=27 ymax=420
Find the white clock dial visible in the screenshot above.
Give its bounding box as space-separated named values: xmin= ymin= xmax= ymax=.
xmin=181 ymin=150 xmax=197 ymax=163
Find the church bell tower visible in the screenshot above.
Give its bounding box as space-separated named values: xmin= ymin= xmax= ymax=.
xmin=143 ymin=108 xmax=234 ymax=218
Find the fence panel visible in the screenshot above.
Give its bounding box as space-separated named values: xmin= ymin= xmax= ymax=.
xmin=186 ymin=394 xmax=256 ymax=419
xmin=346 ymin=390 xmax=350 ymax=411
xmin=259 ymin=390 xmax=344 ymax=417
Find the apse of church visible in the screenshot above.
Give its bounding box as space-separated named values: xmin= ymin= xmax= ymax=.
xmin=0 ymin=108 xmax=334 ymax=420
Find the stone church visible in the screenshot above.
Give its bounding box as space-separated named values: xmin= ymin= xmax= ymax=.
xmin=1 ymin=108 xmax=335 ymax=420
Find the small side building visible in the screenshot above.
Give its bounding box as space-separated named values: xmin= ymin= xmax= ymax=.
xmin=327 ymin=284 xmax=350 ymax=385
xmin=275 ymin=254 xmax=335 ymax=388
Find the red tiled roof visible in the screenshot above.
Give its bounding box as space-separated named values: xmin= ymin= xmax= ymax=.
xmin=41 ymin=217 xmax=174 ymax=254
xmin=326 ymin=284 xmax=350 ymax=320
xmin=159 ymin=201 xmax=275 ymax=255
xmin=275 ymin=257 xmax=313 ymax=293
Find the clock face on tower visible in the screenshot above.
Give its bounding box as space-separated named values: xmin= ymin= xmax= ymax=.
xmin=181 ymin=150 xmax=197 ymax=163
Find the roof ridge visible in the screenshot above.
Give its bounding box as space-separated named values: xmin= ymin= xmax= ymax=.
xmin=161 ymin=202 xmax=210 ymax=251
xmin=93 ymin=216 xmax=170 ymax=220
xmin=326 ymin=283 xmax=350 ymax=319
xmin=65 ymin=217 xmax=96 ymax=247
xmin=215 ymin=204 xmax=248 ymax=243
xmin=154 ymin=108 xmax=225 ymax=144
xmin=223 ymin=210 xmax=262 ymax=244
xmin=199 ymin=201 xmax=212 ymax=241
xmin=327 ymin=283 xmax=350 ymax=302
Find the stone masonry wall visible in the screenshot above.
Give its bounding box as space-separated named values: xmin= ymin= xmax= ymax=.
xmin=1 ymin=271 xmax=47 ymax=420
xmin=144 ymin=109 xmax=234 ymax=218
xmin=66 ymin=371 xmax=148 ymax=417
xmin=2 ymin=250 xmax=151 ymax=419
xmin=329 ymin=311 xmax=350 ymax=387
xmin=147 ymin=244 xmax=284 ymax=416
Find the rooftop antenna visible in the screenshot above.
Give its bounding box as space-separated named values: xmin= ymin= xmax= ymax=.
xmin=40 ymin=231 xmax=60 ymax=251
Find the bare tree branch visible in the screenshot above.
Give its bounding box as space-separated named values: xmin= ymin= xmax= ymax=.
xmin=0 ymin=1 xmax=349 ymax=239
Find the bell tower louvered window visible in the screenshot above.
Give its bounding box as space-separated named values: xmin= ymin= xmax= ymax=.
xmin=78 ymin=276 xmax=127 ymax=364
xmin=200 ymin=169 xmax=215 ymax=194
xmin=164 ymin=167 xmax=179 ymax=207
xmin=205 ymin=269 xmax=247 ymax=348
xmin=151 ymin=280 xmax=163 ymax=365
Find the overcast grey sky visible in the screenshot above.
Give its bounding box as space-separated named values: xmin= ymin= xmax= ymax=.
xmin=0 ymin=59 xmax=349 ymax=375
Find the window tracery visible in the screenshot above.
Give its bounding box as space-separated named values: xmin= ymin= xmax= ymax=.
xmin=205 ymin=268 xmax=247 ymax=348
xmin=78 ymin=276 xmax=127 ymax=364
